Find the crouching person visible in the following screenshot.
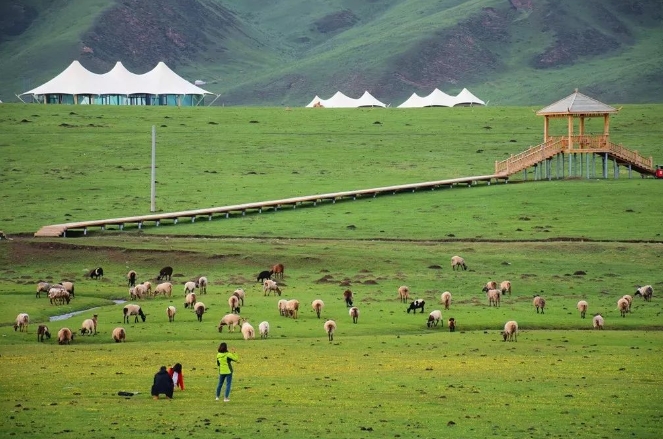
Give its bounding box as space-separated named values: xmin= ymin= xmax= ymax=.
xmin=152 ymin=366 xmax=174 ymax=400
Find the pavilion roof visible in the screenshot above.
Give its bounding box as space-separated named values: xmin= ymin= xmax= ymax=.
xmin=537 ymin=90 xmax=618 ymax=116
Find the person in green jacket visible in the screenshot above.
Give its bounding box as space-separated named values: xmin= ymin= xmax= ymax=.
xmin=216 ymin=342 xmax=239 ymax=401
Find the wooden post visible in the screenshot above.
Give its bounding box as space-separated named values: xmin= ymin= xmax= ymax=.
xmin=544 ymin=116 xmax=549 ymax=142
xmin=603 ymin=114 xmax=610 ymax=139
xmin=603 ymin=153 xmax=608 ymax=179
xmin=567 ymin=115 xmax=574 ymax=151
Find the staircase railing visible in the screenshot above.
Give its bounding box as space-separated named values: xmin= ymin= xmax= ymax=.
xmin=495 ymin=138 xmax=564 ymax=175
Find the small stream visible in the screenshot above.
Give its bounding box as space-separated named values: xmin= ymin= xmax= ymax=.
xmin=49 ymin=300 xmax=126 ymax=322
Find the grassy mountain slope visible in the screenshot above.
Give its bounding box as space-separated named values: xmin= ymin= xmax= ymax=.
xmin=0 ymin=0 xmax=661 ymax=105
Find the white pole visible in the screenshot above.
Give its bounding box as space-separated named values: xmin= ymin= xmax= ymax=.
xmin=151 ymin=125 xmax=156 ymax=212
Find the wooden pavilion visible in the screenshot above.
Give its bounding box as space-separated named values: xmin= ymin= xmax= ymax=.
xmin=495 ymin=90 xmax=655 ymax=179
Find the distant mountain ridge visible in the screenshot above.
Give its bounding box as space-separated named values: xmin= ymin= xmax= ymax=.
xmin=1 ymin=0 xmax=662 ymax=105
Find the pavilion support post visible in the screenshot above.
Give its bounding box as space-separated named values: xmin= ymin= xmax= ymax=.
xmin=613 ymin=159 xmax=619 ymax=179
xmin=586 ymin=153 xmax=590 ymax=179
xmin=628 ymin=164 xmax=632 ymax=179
xmin=569 ymin=153 xmax=572 ymax=178
xmin=548 ymin=159 xmax=552 ymax=181
xmin=523 ymin=169 xmax=527 ymax=181
xmin=603 ymin=153 xmax=608 ymax=178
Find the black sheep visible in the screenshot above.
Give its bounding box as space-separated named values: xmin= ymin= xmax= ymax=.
xmin=157 ymin=266 xmax=173 ymax=281
xmin=257 ymin=270 xmax=271 ymax=283
xmin=89 ymin=267 xmax=104 ymax=279
xmin=407 ymin=299 xmax=425 ymax=314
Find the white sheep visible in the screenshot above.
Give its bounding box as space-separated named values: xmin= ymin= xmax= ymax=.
xmin=194 ymin=302 xmax=206 ymax=322
xmin=232 ymin=288 xmax=245 ymax=306
xmin=259 ymin=321 xmax=269 ymax=339
xmin=349 ymin=306 xmax=360 ymax=324
xmin=61 ymin=281 xmax=75 ymax=298
xmin=427 ymin=310 xmax=442 ymax=328
xmin=36 ymin=282 xmax=50 ymax=298
xmin=130 ymin=284 xmax=148 ymax=300
xmin=577 ymin=300 xmax=588 ymax=319
xmin=286 ymin=299 xmax=300 ymax=319
xmin=196 ymin=276 xmax=208 ymax=294
xmin=142 ymin=281 xmax=152 ymax=296
xmin=48 ymin=287 xmax=70 ymax=305
xmin=154 ymin=282 xmax=172 ymax=297
xmin=241 ymin=321 xmax=255 ymax=340
xmin=228 ymin=295 xmax=240 ymax=314
xmin=451 ymin=255 xmax=467 ymax=271
xmin=263 ymin=279 xmax=281 ymax=296
xmin=324 ymin=319 xmax=337 ymax=341
xmin=123 ymin=304 xmax=146 ymax=323
xmin=57 ymin=327 xmax=74 ymax=344
xmin=440 ymin=291 xmax=452 ymax=310
xmin=482 ymin=281 xmax=497 ymax=292
xmin=621 ymin=295 xmax=633 ymax=312
xmin=398 ymin=286 xmax=410 ymax=303
xmin=184 ymin=281 xmax=196 ymax=295
xmin=218 ymin=314 xmax=242 ymax=333
xmin=500 ymin=280 xmax=512 ymax=295
xmin=14 ymin=313 xmax=29 ymax=332
xmin=487 ymin=289 xmax=501 ymax=307
xmin=277 ymin=299 xmax=288 ymax=317
xmin=593 ymin=313 xmax=604 ymax=330
xmin=112 ymin=327 xmax=126 ymax=342
xmin=502 ymin=320 xmax=518 ymax=342
xmin=617 ymin=297 xmax=629 ymax=317
xmin=80 ymin=315 xmax=98 ymax=335
xmin=312 ymin=299 xmax=325 ymax=319
xmin=533 ymin=296 xmax=546 ymax=314
xmin=167 ymin=306 xmax=176 ymax=322
xmin=634 ymin=285 xmax=653 ymax=302
xmin=184 ymin=292 xmax=197 ymax=309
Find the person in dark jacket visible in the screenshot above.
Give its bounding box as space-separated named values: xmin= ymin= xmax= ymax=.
xmin=151 ymin=366 xmax=174 ymax=400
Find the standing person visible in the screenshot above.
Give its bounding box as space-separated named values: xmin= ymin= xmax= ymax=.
xmin=151 ymin=366 xmax=174 ymax=400
xmin=216 ymin=342 xmax=239 ymax=402
xmin=168 ymin=363 xmax=185 ymax=391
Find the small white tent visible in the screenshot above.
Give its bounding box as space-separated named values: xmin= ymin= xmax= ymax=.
xmin=306 ymin=91 xmax=385 ymax=108
xmin=397 ymin=93 xmax=425 ymax=108
xmin=453 ymin=88 xmax=485 ymax=106
xmin=355 ymin=91 xmax=386 ymax=108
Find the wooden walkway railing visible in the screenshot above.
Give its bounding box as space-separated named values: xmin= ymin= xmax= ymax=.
xmin=34 ymin=173 xmax=508 ymax=237
xmin=495 ymin=139 xmax=565 ymax=175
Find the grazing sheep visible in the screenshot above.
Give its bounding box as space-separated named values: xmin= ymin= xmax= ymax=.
xmin=398 ymin=286 xmax=410 ymax=303
xmin=263 ymin=279 xmax=281 ymax=296
xmin=184 ymin=292 xmax=197 ymax=309
xmin=37 ymin=324 xmax=51 ymax=342
xmin=622 ymin=295 xmax=633 ymax=312
xmin=154 ymin=282 xmax=173 ymax=298
xmin=440 ymin=291 xmax=452 ymax=310
xmin=112 ymin=327 xmax=126 ymax=343
xmin=142 ymin=281 xmax=152 ymax=296
xmin=196 ymin=276 xmax=207 ymax=294
xmin=349 ymin=306 xmax=360 ymax=324
xmin=88 ymin=267 xmax=104 ymax=279
xmin=427 ymin=310 xmax=442 ymax=328
xmin=271 ymin=263 xmax=285 ymax=279
xmin=533 ymin=296 xmax=546 ymax=314
xmin=276 ymin=299 xmax=288 ymax=317
xmin=13 ymin=313 xmax=29 ymax=332
xmin=617 ymin=298 xmax=629 ymax=317
xmin=184 ymin=281 xmax=197 ymax=295
xmin=577 ymin=300 xmax=588 ymax=319
xmin=57 ymin=327 xmax=74 ymax=345
xmin=343 ymin=289 xmax=354 ymax=307
xmin=218 ymin=314 xmax=242 ymax=333
xmin=123 ymin=304 xmax=146 ymax=324
xmin=259 ymin=321 xmax=269 ymax=339
xmin=286 ymin=299 xmax=300 ymax=319
xmin=487 ymin=289 xmax=501 ymax=307
xmin=80 ymin=315 xmax=98 ymax=335
xmin=407 ymin=299 xmax=425 ymax=314
xmin=324 ymin=319 xmax=337 ymax=342
xmin=500 ymin=280 xmax=512 ymax=295
xmin=482 ymin=281 xmax=498 ymax=293
xmin=312 ymin=299 xmax=325 ymax=319
xmin=127 ymin=270 xmax=137 ymax=287
xmin=167 ymin=306 xmax=176 ymax=322
xmin=448 ymin=317 xmax=456 ymax=332
xmin=241 ymin=321 xmax=255 ymax=340
xmin=48 ymin=287 xmax=70 ymax=305
xmin=130 ymin=284 xmax=148 ymax=300
xmin=194 ymin=302 xmax=206 ymax=322
xmin=157 ymin=266 xmax=173 ymax=281
xmin=257 ymin=270 xmax=271 ymax=283
xmin=61 ymin=281 xmax=75 ymax=298
xmin=36 ymin=282 xmax=51 ymax=298
xmin=593 ymin=313 xmax=604 ymax=330
xmin=228 ymin=295 xmax=240 ymax=314
xmin=634 ymin=285 xmax=653 ymax=302
xmin=502 ymin=320 xmax=518 ymax=342
xmin=232 ymin=288 xmax=245 ymax=306
xmin=451 ymin=255 xmax=467 ymax=271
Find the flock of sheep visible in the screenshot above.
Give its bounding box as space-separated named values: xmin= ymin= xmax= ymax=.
xmin=12 ymin=257 xmax=656 ymax=345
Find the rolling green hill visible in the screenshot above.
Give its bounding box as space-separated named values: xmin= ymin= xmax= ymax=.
xmin=1 ymin=0 xmax=662 ymax=105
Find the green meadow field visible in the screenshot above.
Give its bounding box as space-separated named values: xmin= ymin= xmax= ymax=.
xmin=1 ymin=103 xmax=663 ymax=438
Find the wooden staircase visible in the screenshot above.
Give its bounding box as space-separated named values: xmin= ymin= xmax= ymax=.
xmin=495 ymin=136 xmax=655 ymax=177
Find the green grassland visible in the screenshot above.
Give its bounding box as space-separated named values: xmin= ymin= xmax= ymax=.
xmin=1 ymin=103 xmax=663 ymax=438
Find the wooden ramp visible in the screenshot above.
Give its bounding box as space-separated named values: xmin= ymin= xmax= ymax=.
xmin=34 ymin=173 xmax=508 ymax=237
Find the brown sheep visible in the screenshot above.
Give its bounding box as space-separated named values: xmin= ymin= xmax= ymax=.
xmin=500 ymin=280 xmax=511 ymax=295
xmin=57 ymin=327 xmax=74 ymax=345
xmin=451 ymin=256 xmax=467 ymax=271
xmin=482 ymin=281 xmax=497 ymax=293
xmin=112 ymin=327 xmax=126 ymax=342
xmin=398 ymin=286 xmax=410 ymax=303
xmin=533 ymin=296 xmax=546 ymax=314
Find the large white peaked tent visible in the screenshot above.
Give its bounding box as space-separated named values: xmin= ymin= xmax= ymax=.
xmin=454 ymin=88 xmax=485 ymax=106
xmin=397 ymin=87 xmax=485 ymax=108
xmin=306 ymin=91 xmax=385 ymax=108
xmin=21 ymin=60 xmax=214 ymax=106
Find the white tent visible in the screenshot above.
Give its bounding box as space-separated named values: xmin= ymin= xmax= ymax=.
xmin=21 ymin=60 xmax=213 ymax=105
xmin=306 ymin=91 xmax=385 ymax=108
xmin=397 ymin=93 xmax=425 ymax=108
xmin=426 ymin=88 xmax=456 ymax=107
xmin=355 ymin=91 xmax=386 ymax=108
xmin=453 ymin=88 xmax=485 ymax=106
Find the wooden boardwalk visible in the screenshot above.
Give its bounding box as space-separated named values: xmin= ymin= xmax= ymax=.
xmin=34 ymin=173 xmax=508 ymax=237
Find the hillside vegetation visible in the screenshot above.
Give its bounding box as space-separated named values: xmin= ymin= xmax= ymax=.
xmin=1 ymin=0 xmax=662 ymax=105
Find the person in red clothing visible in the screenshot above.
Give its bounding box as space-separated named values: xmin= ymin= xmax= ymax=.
xmin=167 ymin=363 xmax=185 ymax=391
